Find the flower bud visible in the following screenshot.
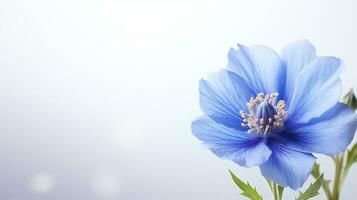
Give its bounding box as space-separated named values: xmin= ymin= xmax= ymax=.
xmin=342 ymin=89 xmax=357 ymax=110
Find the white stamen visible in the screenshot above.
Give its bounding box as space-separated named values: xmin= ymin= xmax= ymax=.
xmin=240 ymin=92 xmax=287 ymax=135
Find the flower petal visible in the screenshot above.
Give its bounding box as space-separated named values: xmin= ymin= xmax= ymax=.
xmin=281 ymin=40 xmax=316 ymax=101
xmin=228 ymin=44 xmax=285 ymax=94
xmin=192 ymin=116 xmax=272 ymax=167
xmin=259 ymin=140 xmax=316 ymax=190
xmin=283 ymin=103 xmax=357 ymax=155
xmin=287 ymin=57 xmax=343 ymax=123
xmin=199 ymin=70 xmax=255 ymax=130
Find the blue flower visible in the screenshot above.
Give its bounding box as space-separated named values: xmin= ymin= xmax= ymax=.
xmin=191 ymin=40 xmax=357 ymax=189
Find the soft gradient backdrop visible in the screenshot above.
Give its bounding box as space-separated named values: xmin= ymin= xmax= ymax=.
xmin=1 ymin=0 xmax=357 ymax=199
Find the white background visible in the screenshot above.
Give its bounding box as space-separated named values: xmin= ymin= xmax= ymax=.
xmin=0 ymin=0 xmax=357 ymax=199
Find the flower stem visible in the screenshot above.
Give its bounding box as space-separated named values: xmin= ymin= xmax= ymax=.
xmin=321 ymin=178 xmax=332 ymax=200
xmin=272 ymin=182 xmax=279 ymax=200
xmin=331 ymin=154 xmax=344 ymax=200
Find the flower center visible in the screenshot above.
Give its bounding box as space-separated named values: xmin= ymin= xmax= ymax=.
xmin=240 ymin=92 xmax=287 ymax=135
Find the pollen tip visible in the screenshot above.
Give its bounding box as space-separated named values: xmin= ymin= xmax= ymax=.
xmin=240 ymin=92 xmax=287 ymax=135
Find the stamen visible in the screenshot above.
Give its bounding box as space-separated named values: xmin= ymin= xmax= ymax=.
xmin=240 ymin=92 xmax=287 ymax=135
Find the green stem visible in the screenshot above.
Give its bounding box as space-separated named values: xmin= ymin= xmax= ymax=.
xmin=321 ymin=178 xmax=332 ymax=200
xmin=331 ymin=154 xmax=344 ymax=200
xmin=341 ymin=155 xmax=349 ymax=188
xmin=273 ymin=182 xmax=279 ymax=200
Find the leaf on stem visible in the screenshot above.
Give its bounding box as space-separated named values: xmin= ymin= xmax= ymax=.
xmin=342 ymin=88 xmax=357 ymax=110
xmin=345 ymin=142 xmax=357 ymax=174
xmin=229 ymin=170 xmax=263 ymax=200
xmin=311 ymin=163 xmax=331 ymax=186
xmin=311 ymin=162 xmax=320 ymax=178
xmin=295 ymin=174 xmax=324 ymax=200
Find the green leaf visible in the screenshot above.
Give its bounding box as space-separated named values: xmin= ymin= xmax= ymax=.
xmin=229 ymin=170 xmax=263 ymax=200
xmin=345 ymin=142 xmax=357 ymax=173
xmin=278 ymin=185 xmax=284 ymax=200
xmin=311 ymin=163 xmax=331 ymax=198
xmin=342 ymin=88 xmax=357 ymax=110
xmin=311 ymin=162 xmax=320 ymax=178
xmin=311 ymin=163 xmax=330 ymax=186
xmin=295 ymin=174 xmax=324 ymax=200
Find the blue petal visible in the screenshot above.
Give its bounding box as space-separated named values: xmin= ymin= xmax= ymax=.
xmin=227 ymin=44 xmax=285 ymax=95
xmin=259 ymin=140 xmax=316 ymax=190
xmin=192 ymin=116 xmax=272 ymax=167
xmin=281 ymin=40 xmax=316 ymax=102
xmin=287 ymin=57 xmax=343 ymax=123
xmin=283 ymin=103 xmax=357 ymax=155
xmin=199 ymin=70 xmax=255 ymax=130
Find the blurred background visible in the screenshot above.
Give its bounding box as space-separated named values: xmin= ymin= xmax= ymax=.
xmin=0 ymin=0 xmax=357 ymax=199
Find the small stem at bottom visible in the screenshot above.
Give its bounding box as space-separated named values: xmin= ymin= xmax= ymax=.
xmin=321 ymin=178 xmax=332 ymax=200
xmin=331 ymin=154 xmax=344 ymax=200
xmin=273 ymin=183 xmax=279 ymax=200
